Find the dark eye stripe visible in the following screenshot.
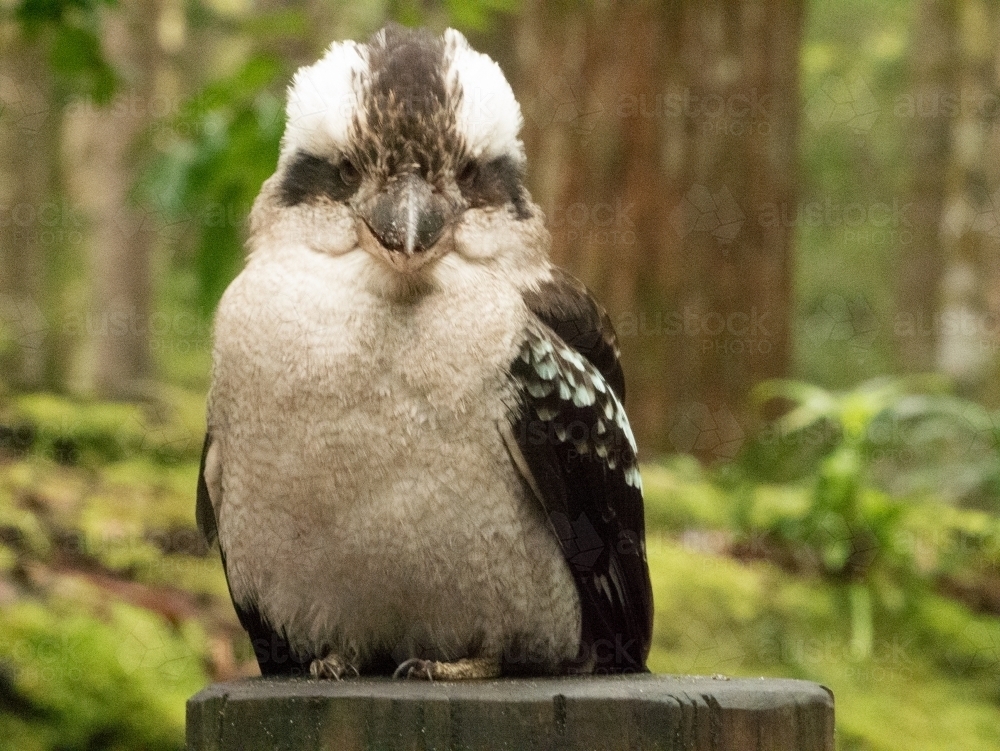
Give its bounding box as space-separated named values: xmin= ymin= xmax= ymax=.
xmin=459 ymin=154 xmax=531 ymax=220
xmin=279 ymin=152 xmax=360 ymax=207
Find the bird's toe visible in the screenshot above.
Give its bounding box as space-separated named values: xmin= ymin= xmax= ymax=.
xmin=393 ymin=658 xmax=435 ymax=681
xmin=393 ymin=656 xmax=501 ymax=680
xmin=309 ymin=654 xmax=359 ymax=680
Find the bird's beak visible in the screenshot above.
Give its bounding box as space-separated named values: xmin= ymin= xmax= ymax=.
xmin=356 ymin=173 xmax=452 ymax=272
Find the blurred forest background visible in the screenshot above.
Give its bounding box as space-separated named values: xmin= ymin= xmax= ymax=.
xmin=3 ymin=0 xmax=1000 ymax=749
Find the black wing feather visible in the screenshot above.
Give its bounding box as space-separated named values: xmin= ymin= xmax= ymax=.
xmin=510 ymin=271 xmax=653 ymax=673
xmin=522 ymin=267 xmax=626 ymax=399
xmin=195 ymin=434 xmax=217 ymax=546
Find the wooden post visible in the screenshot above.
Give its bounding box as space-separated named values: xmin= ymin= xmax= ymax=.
xmin=187 ymin=675 xmax=834 ymax=751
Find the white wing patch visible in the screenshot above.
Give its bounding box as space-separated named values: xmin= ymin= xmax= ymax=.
xmin=513 ymin=326 xmax=643 ymax=491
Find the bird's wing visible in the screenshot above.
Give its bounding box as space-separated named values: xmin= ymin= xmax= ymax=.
xmin=521 ymin=267 xmax=626 ymax=399
xmin=195 ymin=434 xmax=220 ymax=546
xmin=196 ymin=432 xmax=312 ymax=675
xmin=503 ymin=269 xmax=653 ymax=673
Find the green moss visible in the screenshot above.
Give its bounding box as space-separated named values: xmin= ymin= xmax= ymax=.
xmin=641 ymin=457 xmax=732 ymax=531
xmin=646 ymin=538 xmax=1000 ymax=751
xmin=96 ymin=458 xmax=202 ymax=530
xmin=4 ymin=392 xmax=204 ymax=468
xmin=1 ymin=417 xmax=998 ymax=750
xmin=0 ymin=594 xmax=207 ymax=751
xmin=0 ymin=429 xmax=225 ymax=751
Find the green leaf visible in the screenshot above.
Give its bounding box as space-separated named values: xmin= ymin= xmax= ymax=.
xmin=48 ymin=23 xmax=118 ymax=103
xmin=445 ymin=0 xmax=519 ymax=31
xmin=143 ymin=55 xmax=286 ymax=316
xmin=848 ymin=583 xmax=873 ymax=659
xmin=15 ymin=0 xmax=120 ymax=102
xmin=236 ymin=8 xmax=310 ymax=39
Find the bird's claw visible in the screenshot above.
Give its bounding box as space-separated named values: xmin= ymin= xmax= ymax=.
xmin=309 ymin=654 xmax=359 ymax=680
xmin=393 ymin=657 xmax=436 ymax=681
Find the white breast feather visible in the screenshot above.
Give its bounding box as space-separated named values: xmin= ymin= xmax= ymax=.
xmin=210 ymin=246 xmax=580 ymax=668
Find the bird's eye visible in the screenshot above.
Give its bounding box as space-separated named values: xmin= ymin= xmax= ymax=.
xmin=457 ymin=160 xmax=479 ymax=187
xmin=339 ymin=158 xmax=361 ymax=186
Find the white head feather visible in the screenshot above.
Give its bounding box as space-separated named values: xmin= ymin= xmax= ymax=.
xmin=443 ymin=29 xmax=525 ymax=164
xmin=281 ymin=41 xmax=369 ymax=164
xmin=279 ymin=28 xmax=524 ymax=170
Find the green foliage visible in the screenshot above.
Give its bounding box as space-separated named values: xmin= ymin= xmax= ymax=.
xmin=736 ymin=378 xmax=943 ymax=655
xmin=14 ymin=0 xmax=119 ymax=103
xmin=797 ymin=0 xmax=914 ymax=384
xmin=1 ymin=392 xmax=204 ymax=467
xmin=144 ymin=55 xmax=286 ymax=317
xmin=643 ymin=446 xmax=1000 ymax=751
xmin=745 ymin=378 xmax=924 ymax=570
xmin=708 ymin=375 xmax=1000 ymax=669
xmin=0 ymin=388 xmax=222 ymax=750
xmin=644 ymin=537 xmax=1000 ymax=751
xmin=0 ymin=599 xmax=205 ymax=751
xmin=743 ymin=376 xmax=1000 ymax=510
xmin=15 ymin=0 xmax=113 ymax=25
xmin=880 ymin=392 xmax=1000 ymax=510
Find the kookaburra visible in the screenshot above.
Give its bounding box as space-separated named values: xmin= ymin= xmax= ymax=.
xmin=196 ymin=24 xmax=653 ymax=680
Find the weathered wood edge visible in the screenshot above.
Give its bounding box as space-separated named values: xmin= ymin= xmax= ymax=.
xmin=187 ymin=674 xmax=835 ymax=751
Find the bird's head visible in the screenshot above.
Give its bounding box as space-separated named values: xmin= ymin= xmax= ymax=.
xmin=250 ymin=24 xmax=545 ymax=283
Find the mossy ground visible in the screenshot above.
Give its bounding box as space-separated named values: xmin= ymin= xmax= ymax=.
xmin=0 ymin=395 xmax=998 ymax=749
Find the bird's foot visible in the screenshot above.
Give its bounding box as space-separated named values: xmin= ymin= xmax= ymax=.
xmin=392 ymin=656 xmax=501 ymax=681
xmin=309 ymin=653 xmax=359 ymax=680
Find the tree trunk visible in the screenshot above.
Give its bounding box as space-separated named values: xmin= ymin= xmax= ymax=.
xmin=509 ymin=0 xmax=802 ymax=459
xmin=935 ymin=0 xmax=1000 ymax=396
xmin=0 ymin=32 xmax=59 ymax=390
xmin=66 ymin=0 xmax=159 ymax=398
xmin=895 ymin=0 xmax=957 ymax=373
